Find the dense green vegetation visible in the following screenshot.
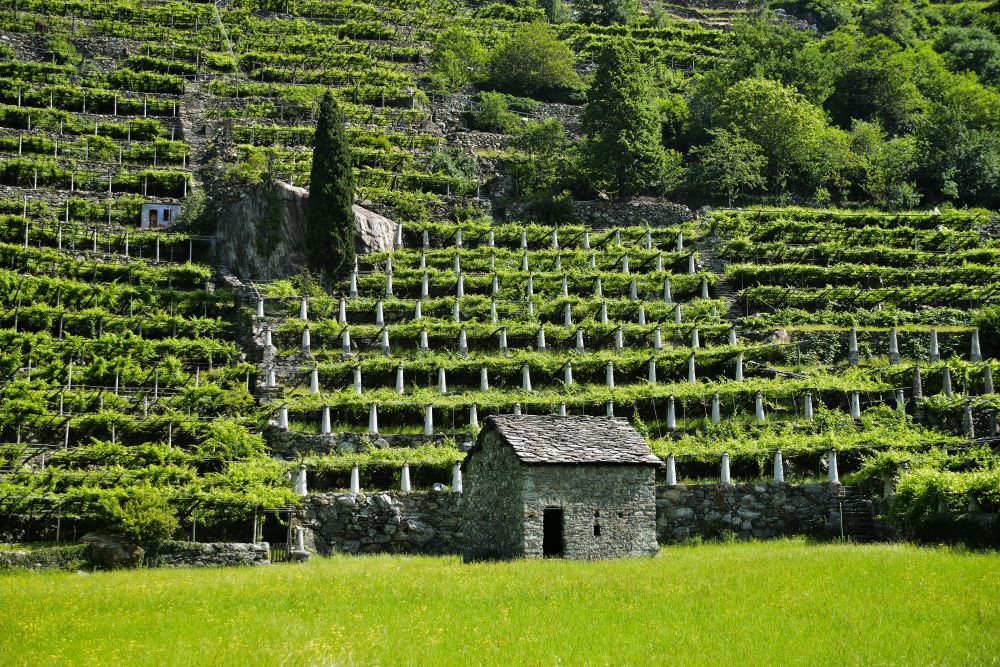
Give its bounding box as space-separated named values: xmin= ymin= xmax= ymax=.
xmin=2 ymin=541 xmax=998 ymax=664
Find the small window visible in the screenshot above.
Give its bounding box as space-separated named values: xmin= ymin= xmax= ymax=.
xmin=593 ymin=523 xmax=601 ymax=537
xmin=162 ymin=208 xmax=172 ymax=222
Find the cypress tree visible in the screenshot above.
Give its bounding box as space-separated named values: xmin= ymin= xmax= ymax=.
xmin=307 ymin=91 xmax=356 ymax=281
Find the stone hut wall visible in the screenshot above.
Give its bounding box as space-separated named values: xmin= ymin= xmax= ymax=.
xmin=521 ymin=464 xmax=659 ymax=559
xmin=461 ymin=430 xmax=524 ymax=561
xmin=656 ymin=482 xmax=843 ymax=543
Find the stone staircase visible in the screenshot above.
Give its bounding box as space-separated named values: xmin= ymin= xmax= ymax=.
xmin=695 ymin=231 xmax=742 ymax=322
xmin=840 ymin=485 xmax=878 ymax=543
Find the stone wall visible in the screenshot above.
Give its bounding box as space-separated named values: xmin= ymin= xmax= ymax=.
xmin=144 ymin=541 xmax=271 ymax=567
xmin=656 ymin=482 xmax=843 ymax=543
xmin=522 ymin=464 xmax=659 ymax=560
xmin=301 ymin=483 xmax=851 ymax=557
xmin=303 ymin=491 xmax=462 ymax=555
xmin=570 ymin=199 xmax=693 ymax=229
xmin=266 ymin=426 xmax=472 ymax=459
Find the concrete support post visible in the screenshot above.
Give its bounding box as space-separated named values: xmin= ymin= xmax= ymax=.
xmin=755 ymin=392 xmax=765 ymax=422
xmin=666 ymin=396 xmax=676 ymax=430
xmin=401 ymin=464 xmax=411 ymax=492
xmin=452 ymin=463 xmax=463 ymax=493
xmin=353 ymin=367 xmax=362 ymax=395
xmin=278 ymin=404 xmax=289 ymax=429
xmin=828 ymin=449 xmax=839 ymax=484
xmin=320 ymin=405 xmax=331 ymax=435
xmin=773 ymin=451 xmax=784 ymax=483
xmin=720 ymin=453 xmax=731 ymax=484
xmin=711 ymin=392 xmax=720 ymax=424
xmin=888 ymin=327 xmax=900 ymax=365
xmin=368 ymin=404 xmax=378 ymax=435
xmin=310 ymin=368 xmax=320 ymax=395
xmin=396 ymin=365 xmax=405 ymax=395
xmin=424 ymin=405 xmax=433 ymax=436
xmin=350 ymin=463 xmax=360 ymax=495
xmin=929 ymin=328 xmax=940 ymax=363
xmin=666 ymin=454 xmax=677 ymax=486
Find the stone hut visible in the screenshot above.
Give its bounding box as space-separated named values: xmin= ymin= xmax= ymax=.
xmin=462 ymin=415 xmax=662 ymax=561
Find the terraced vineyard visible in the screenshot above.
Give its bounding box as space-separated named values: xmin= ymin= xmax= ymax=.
xmin=0 ymin=0 xmax=997 ymax=544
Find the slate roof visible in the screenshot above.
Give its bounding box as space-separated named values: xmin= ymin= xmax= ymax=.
xmin=482 ymin=414 xmax=662 ymax=466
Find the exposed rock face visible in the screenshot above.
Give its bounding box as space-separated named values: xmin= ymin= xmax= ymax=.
xmin=353 ymin=204 xmax=398 ymax=254
xmin=214 ymin=180 xmax=397 ymax=280
xmin=215 ymin=180 xmax=310 ymax=280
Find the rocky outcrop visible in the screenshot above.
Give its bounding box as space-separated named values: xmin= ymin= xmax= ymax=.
xmin=353 ymin=204 xmax=398 ymax=254
xmin=215 ymin=179 xmax=398 ymax=280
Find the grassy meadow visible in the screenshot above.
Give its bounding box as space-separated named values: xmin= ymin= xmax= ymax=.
xmin=1 ymin=540 xmax=998 ymax=666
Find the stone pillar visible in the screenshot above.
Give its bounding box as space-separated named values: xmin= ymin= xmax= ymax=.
xmin=266 ymin=369 xmax=276 ymax=388
xmin=701 ymin=278 xmax=709 ymax=299
xmin=480 ymin=365 xmax=490 ymax=391
xmin=828 ymin=449 xmax=839 ymax=484
xmin=711 ymin=392 xmax=720 ymax=424
xmin=688 ymin=354 xmax=696 ymax=383
xmin=663 ymin=277 xmax=672 ymax=304
xmin=773 ymin=450 xmax=784 ymax=482
xmin=375 ymin=300 xmax=384 ymax=326
xmin=638 ymin=304 xmax=646 ymax=326
xmin=368 ymin=403 xmax=378 ymax=435
xmin=338 ymin=298 xmax=347 ymax=324
xmin=674 ymin=304 xmax=683 ymax=324
xmin=489 ymin=300 xmax=497 ymax=323
xmin=929 ymin=328 xmax=940 ymax=362
xmin=576 ymin=329 xmax=585 ymax=353
xmin=888 ymin=327 xmax=900 ymax=365
xmin=521 ymin=252 xmax=529 ymax=272
xmin=729 ymin=326 xmax=738 ymax=346
xmin=595 ymin=277 xmax=603 ymax=298
xmin=653 ymin=326 xmax=662 ymax=350
xmin=666 ymin=396 xmax=676 ymax=430
xmin=558 ymin=402 xmax=567 ymax=416
xmin=263 ymin=327 xmax=273 ymax=352
xmin=963 ymin=403 xmax=975 ymax=439
xmin=491 ymin=274 xmax=499 ymax=295
xmin=606 ymin=399 xmax=614 ymax=417
xmin=622 ymin=254 xmax=630 ymax=274
xmin=850 ymin=391 xmax=861 ymax=419
xmin=256 ymin=298 xmax=264 ymax=318
xmin=438 ymin=367 xmax=448 ymax=394
xmin=615 ymin=327 xmax=624 ymax=353
xmin=971 ymin=329 xmax=982 ymax=362
xmin=720 ymin=453 xmax=731 ymax=484
xmin=665 ymin=454 xmax=677 ymax=486
xmin=299 ymin=297 xmax=308 ymax=321
xmin=341 ymin=328 xmax=351 ymax=356
xmin=513 ymin=402 xmax=522 ymax=416
xmin=456 ymin=273 xmax=463 ymax=297
xmin=395 ymin=365 xmax=405 ymax=395
xmin=301 ymin=326 xmax=311 ymax=355
xmin=294 ymin=464 xmax=308 ymax=496
xmin=688 ymin=255 xmax=696 ymax=274
xmin=421 ymin=273 xmax=429 ymax=299
xmin=848 ymin=327 xmax=859 ymax=366
xmin=942 ymin=365 xmax=953 ymax=399
xmin=424 ymin=405 xmax=433 ymax=436
xmin=985 ymin=365 xmax=994 ymax=395
xmin=804 ymin=391 xmax=814 ymax=421
xmin=459 ymin=328 xmax=468 ymax=356
xmin=470 ymin=404 xmax=479 ymax=429
xmin=381 ymin=329 xmax=391 ymax=357
xmin=349 ymin=271 xmax=358 ymax=298
xmin=736 ymin=353 xmax=744 ymax=381
xmin=350 ymin=463 xmax=360 ymax=495
xmin=522 ymin=364 xmax=532 ymax=392
xmin=606 ymin=361 xmax=615 ymax=388
xmin=648 ymin=358 xmax=657 ymax=384
xmin=629 ymin=277 xmax=638 ymax=300
xmin=353 ymin=367 xmax=362 ymax=395
xmin=526 ymin=274 xmax=534 ymax=297
xmin=582 ymin=230 xmax=590 ymax=250
xmin=598 ymin=302 xmax=608 ymax=325
xmin=310 ymin=368 xmax=320 ymax=395
xmin=452 ymin=463 xmax=463 ymax=493
xmin=395 ymin=222 xmax=403 ymax=247
xmin=499 ymin=327 xmax=508 ymax=354
xmin=564 ymin=303 xmax=572 ymax=326
xmin=419 ymin=327 xmax=429 ymax=352
xmin=537 ymin=327 xmax=546 ymax=352
xmin=278 ymin=404 xmax=289 ymax=430
xmin=895 ymin=388 xmax=905 ymax=411
xmin=560 ymin=276 xmax=568 ymax=297
xmin=755 ymin=392 xmax=765 ymax=422
xmin=401 ymin=463 xmax=411 ymax=492
xmin=320 ymin=405 xmax=331 ymax=435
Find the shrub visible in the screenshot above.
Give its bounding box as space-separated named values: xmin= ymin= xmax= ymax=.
xmin=486 ymin=23 xmax=579 ymax=100
xmin=114 ymin=493 xmax=179 ymax=543
xmin=471 ymin=92 xmax=522 ymax=134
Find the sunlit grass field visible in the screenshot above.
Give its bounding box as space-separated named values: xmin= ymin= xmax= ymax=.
xmin=1 ymin=540 xmax=998 ymax=666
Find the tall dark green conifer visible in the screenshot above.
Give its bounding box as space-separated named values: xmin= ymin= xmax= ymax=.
xmin=307 ymin=91 xmax=356 ymax=281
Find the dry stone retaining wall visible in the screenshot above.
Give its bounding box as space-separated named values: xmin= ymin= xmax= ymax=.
xmin=657 ymin=482 xmax=843 ymax=543
xmin=304 ymin=483 xmax=847 ymax=556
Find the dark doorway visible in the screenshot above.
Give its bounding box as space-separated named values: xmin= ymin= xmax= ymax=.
xmin=542 ymin=507 xmax=564 ymax=557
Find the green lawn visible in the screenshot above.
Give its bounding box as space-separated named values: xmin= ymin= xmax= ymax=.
xmin=1 ymin=540 xmax=997 ymax=666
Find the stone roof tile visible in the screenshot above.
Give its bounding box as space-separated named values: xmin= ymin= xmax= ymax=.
xmin=484 ymin=414 xmax=661 ymax=466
